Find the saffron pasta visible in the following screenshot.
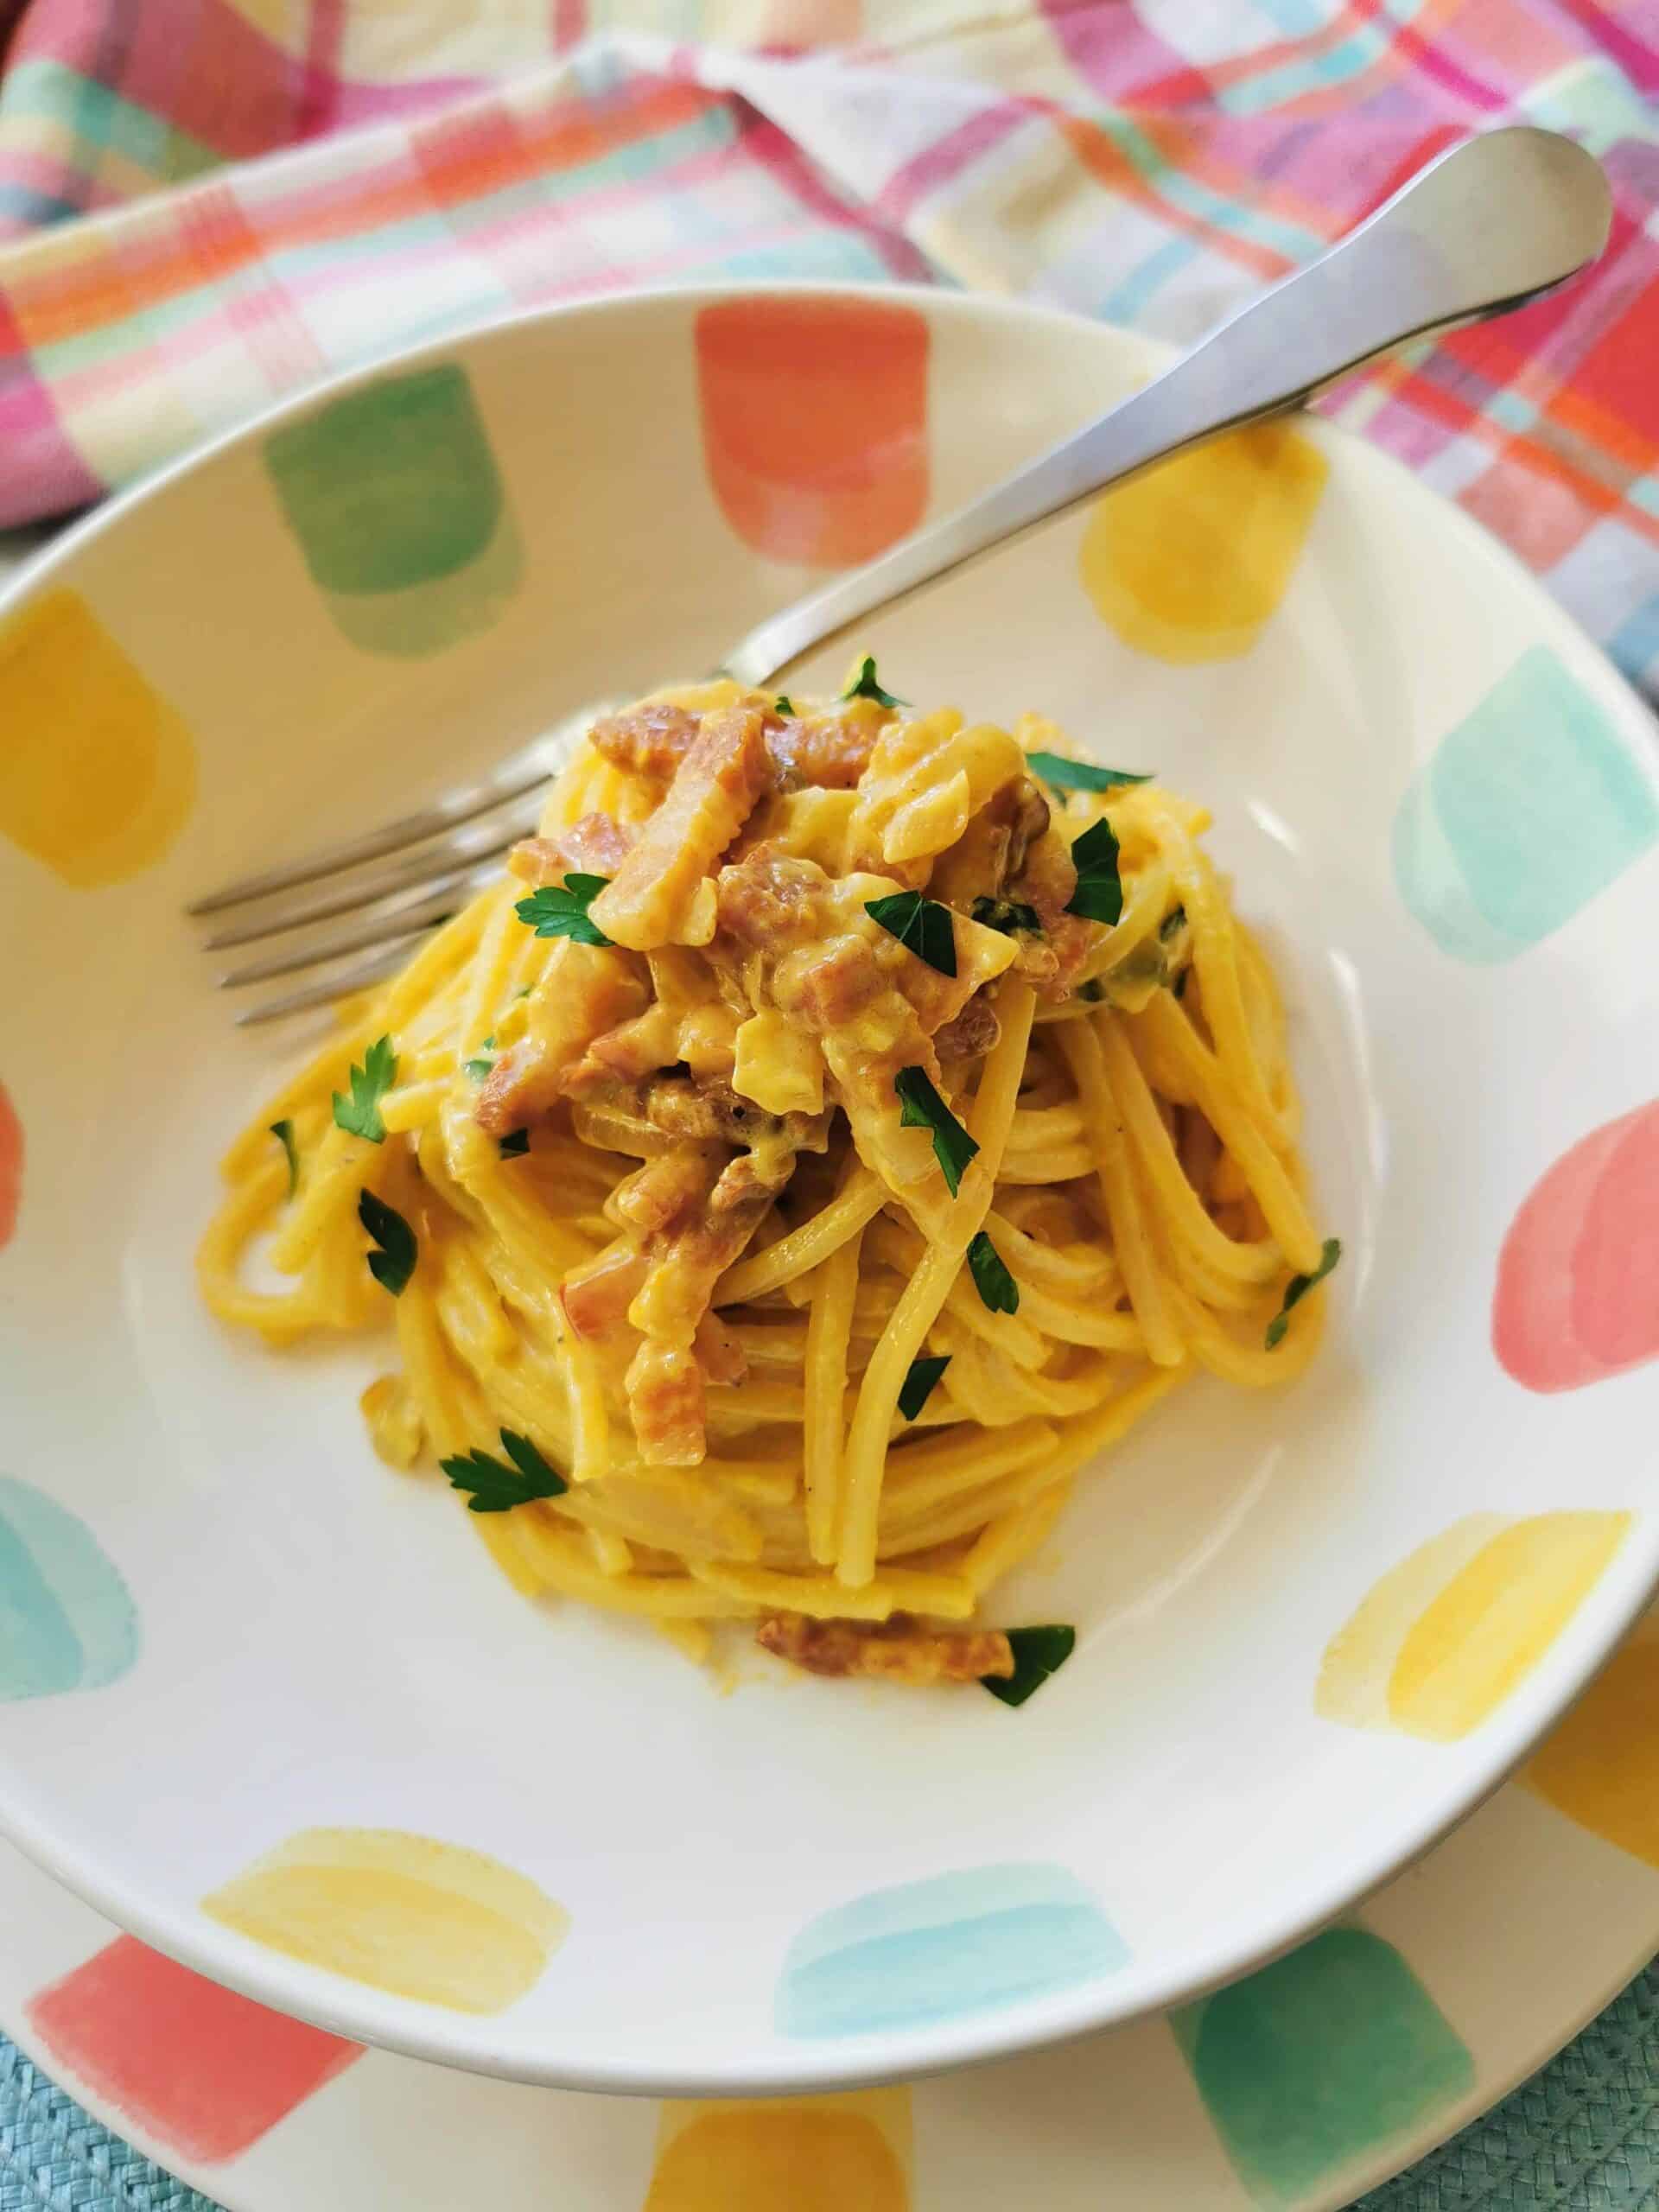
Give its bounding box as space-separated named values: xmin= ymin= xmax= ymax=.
xmin=199 ymin=674 xmax=1336 ymax=1688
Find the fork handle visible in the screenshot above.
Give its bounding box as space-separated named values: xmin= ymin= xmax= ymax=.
xmin=724 ymin=126 xmax=1609 ymax=691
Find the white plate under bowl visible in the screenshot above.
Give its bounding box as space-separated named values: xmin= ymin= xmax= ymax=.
xmin=0 ymin=285 xmax=1656 ymax=2094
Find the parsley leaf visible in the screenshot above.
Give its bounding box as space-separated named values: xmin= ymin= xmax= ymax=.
xmin=969 ymin=896 xmax=1043 ymax=938
xmin=333 ymin=1035 xmax=397 ymax=1144
xmin=967 ymin=1230 xmax=1019 ymax=1313
xmin=866 ymin=890 xmax=957 ymax=977
xmin=1027 ymin=752 xmax=1152 ymax=794
xmin=774 ymin=695 xmax=796 ymax=716
xmin=894 ymin=1067 xmax=978 ymax=1198
xmin=462 ymin=1053 xmax=495 ymax=1084
xmin=499 ymin=1128 xmax=531 ymax=1159
xmin=982 ymin=1624 xmax=1076 ymax=1707
xmin=269 ymin=1119 xmax=299 ymax=1199
xmin=1065 ymin=818 xmax=1123 ymax=926
xmin=358 ymin=1188 xmax=416 ymax=1297
xmin=1265 ymin=1237 xmax=1341 ymax=1350
xmin=898 ymin=1354 xmax=951 ymax=1421
xmin=515 ymin=873 xmax=613 ymax=948
xmin=440 ymin=1428 xmax=567 ymax=1514
xmin=840 ymin=656 xmax=906 ymax=710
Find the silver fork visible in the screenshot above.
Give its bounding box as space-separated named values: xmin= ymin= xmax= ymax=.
xmin=192 ymin=126 xmax=1610 ymax=1024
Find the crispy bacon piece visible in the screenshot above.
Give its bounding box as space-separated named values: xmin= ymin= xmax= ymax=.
xmin=694 ymin=1311 xmax=748 ymax=1388
xmin=1009 ymin=823 xmax=1076 ymax=933
xmin=714 ymin=847 xmax=825 ymax=946
xmin=588 ymin=703 xmax=702 ymax=779
xmin=624 ymin=1341 xmax=706 ymax=1465
xmin=589 ymin=709 xmax=772 ymax=951
xmin=560 ymin=1242 xmax=648 ymax=1344
xmin=625 ymin=1142 xmax=796 ymax=1463
xmin=1008 ymin=825 xmax=1094 ymax=1001
xmin=714 ymin=850 xmax=962 ymax=1192
xmin=474 ymin=944 xmax=648 ymax=1137
xmin=563 ymin=1141 xmax=785 ymax=1463
xmin=589 ymin=698 xmax=879 ymax=793
xmin=563 ymin=1005 xmax=680 ymax=1094
xmin=613 ymin=1149 xmax=725 ymax=1236
xmin=765 ymin=708 xmax=880 ymax=791
xmin=508 ymin=813 xmax=637 ymax=887
xmin=936 ymin=994 xmax=1000 ymax=1062
xmin=637 ymin=1074 xmax=827 ymax=1154
xmin=756 ymin=1612 xmax=1015 ymax=1684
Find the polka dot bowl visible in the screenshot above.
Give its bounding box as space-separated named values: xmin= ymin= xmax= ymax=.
xmin=0 ymin=285 xmax=1656 ymax=2094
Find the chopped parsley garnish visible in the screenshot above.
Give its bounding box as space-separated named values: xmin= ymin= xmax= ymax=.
xmin=894 ymin=1067 xmax=978 ymax=1198
xmin=1027 ymin=752 xmax=1151 ymax=794
xmin=1265 ymin=1238 xmax=1341 ymax=1349
xmin=358 ymin=1188 xmax=416 ymax=1297
xmin=462 ymin=1038 xmax=496 ymax=1083
xmin=515 ymin=873 xmax=613 ymax=948
xmin=840 ymin=656 xmax=906 ymax=709
xmin=774 ymin=695 xmax=796 ymax=716
xmin=982 ymin=1624 xmax=1076 ymax=1707
xmin=499 ymin=1128 xmax=531 ymax=1159
xmin=969 ymin=896 xmax=1043 ymax=938
xmin=1065 ymin=817 xmax=1123 ymax=926
xmin=898 ymin=1354 xmax=951 ymax=1421
xmin=440 ymin=1429 xmax=567 ymax=1513
xmin=866 ymin=889 xmax=957 ymax=977
xmin=269 ymin=1119 xmax=299 ymax=1199
xmin=333 ymin=1035 xmax=397 ymax=1143
xmin=967 ymin=1230 xmax=1019 ymax=1313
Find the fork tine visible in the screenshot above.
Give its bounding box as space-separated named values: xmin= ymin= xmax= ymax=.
xmin=234 ymin=938 xmax=427 ymax=1027
xmin=188 ymin=714 xmax=594 ymax=917
xmin=216 ymin=866 xmax=497 ymax=988
xmin=190 ymin=761 xmax=549 ymax=916
xmin=200 ymin=797 xmax=541 ymax=949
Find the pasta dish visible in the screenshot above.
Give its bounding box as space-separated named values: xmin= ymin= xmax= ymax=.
xmin=200 ymin=667 xmax=1337 ymax=1694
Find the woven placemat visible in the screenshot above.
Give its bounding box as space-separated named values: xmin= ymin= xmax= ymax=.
xmin=3 ymin=1961 xmax=1656 ymax=2212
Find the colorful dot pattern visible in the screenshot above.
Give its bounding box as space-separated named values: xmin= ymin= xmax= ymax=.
xmin=263 ymin=363 xmax=523 ymax=658
xmin=0 ymin=588 xmax=197 ymax=888
xmin=775 ymin=1863 xmax=1126 ymax=2039
xmin=695 ymin=296 xmax=930 ymax=567
xmin=0 ymin=300 xmax=1655 ymax=2177
xmin=1077 ymin=423 xmax=1327 ymax=664
xmin=0 ymin=1476 xmax=138 ymax=1702
xmin=26 ymin=1935 xmax=361 ymax=2164
xmin=1494 ymin=1099 xmax=1659 ymax=1394
xmin=1173 ymin=1923 xmax=1474 ymax=2208
xmin=1392 ymin=646 xmax=1657 ymax=963
xmin=1317 ymin=1511 xmax=1632 ymax=1744
xmin=200 ymin=1827 xmax=568 ymax=2015
xmin=645 ymin=2091 xmax=911 ymax=2212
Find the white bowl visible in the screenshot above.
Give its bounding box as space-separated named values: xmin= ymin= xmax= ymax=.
xmin=0 ymin=284 xmax=1656 ymax=2094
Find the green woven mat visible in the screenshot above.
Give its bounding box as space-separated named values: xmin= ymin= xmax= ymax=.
xmin=3 ymin=1960 xmax=1657 ymax=2210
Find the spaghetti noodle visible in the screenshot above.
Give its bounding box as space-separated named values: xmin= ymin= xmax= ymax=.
xmin=200 ymin=675 xmax=1335 ymax=1685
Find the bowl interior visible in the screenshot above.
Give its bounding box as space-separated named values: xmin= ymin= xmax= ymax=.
xmin=1 ymin=286 xmax=1656 ymax=2091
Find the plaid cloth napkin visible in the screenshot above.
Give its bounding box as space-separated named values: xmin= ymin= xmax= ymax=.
xmin=0 ymin=0 xmax=1655 ymax=704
